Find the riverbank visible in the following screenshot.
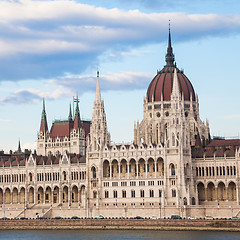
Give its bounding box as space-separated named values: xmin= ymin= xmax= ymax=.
xmin=0 ymin=219 xmax=240 ymax=231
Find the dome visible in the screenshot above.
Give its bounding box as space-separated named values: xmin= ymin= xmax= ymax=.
xmin=147 ymin=66 xmax=195 ymax=102
xmin=146 ymin=29 xmax=196 ymax=102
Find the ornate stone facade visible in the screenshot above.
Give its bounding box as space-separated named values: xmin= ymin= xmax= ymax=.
xmin=0 ymin=31 xmax=240 ymax=219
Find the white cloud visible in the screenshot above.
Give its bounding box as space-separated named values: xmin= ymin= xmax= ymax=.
xmin=0 ymin=0 xmax=240 ymax=82
xmin=224 ymin=114 xmax=240 ymax=120
xmin=0 ymin=118 xmax=12 ymax=122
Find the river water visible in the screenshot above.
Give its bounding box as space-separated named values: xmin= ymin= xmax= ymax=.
xmin=0 ymin=230 xmax=239 ymax=240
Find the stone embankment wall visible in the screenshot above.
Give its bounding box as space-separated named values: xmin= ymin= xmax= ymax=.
xmin=0 ymin=219 xmax=240 ymax=231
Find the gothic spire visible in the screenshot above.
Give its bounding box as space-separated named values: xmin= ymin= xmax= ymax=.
xmin=95 ymin=71 xmax=101 ymax=102
xmin=165 ymin=22 xmax=175 ymax=67
xmin=41 ymin=98 xmax=46 ymax=120
xmin=68 ymin=103 xmax=73 ymax=121
xmin=75 ymin=97 xmax=80 ymax=117
xmin=40 ymin=99 xmax=48 ymax=133
xmin=18 ymin=139 xmax=22 ymax=153
xmin=74 ymin=97 xmax=81 ymax=130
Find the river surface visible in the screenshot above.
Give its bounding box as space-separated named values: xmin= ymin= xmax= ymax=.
xmin=0 ymin=230 xmax=239 ymax=240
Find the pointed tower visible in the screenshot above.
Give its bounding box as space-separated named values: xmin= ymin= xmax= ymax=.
xmin=73 ymin=97 xmax=81 ymax=130
xmin=89 ymin=71 xmax=110 ymax=151
xmin=68 ymin=103 xmax=73 ymax=121
xmin=18 ymin=139 xmax=22 ymax=153
xmin=37 ymin=99 xmax=49 ymax=156
xmin=39 ymin=99 xmax=48 ymax=133
xmin=165 ymin=23 xmax=175 ymax=67
xmin=171 ymin=68 xmax=181 ymax=101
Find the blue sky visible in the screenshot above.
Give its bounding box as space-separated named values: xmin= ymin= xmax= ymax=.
xmin=0 ymin=0 xmax=240 ymax=152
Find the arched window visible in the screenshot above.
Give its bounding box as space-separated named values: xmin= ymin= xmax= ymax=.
xmin=172 ymin=189 xmax=176 ymax=197
xmin=170 ymin=164 xmax=175 ymax=176
xmin=29 ymin=173 xmax=33 ymax=182
xmin=91 ymin=166 xmax=96 ymax=179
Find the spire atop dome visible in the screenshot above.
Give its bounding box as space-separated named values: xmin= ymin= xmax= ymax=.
xmin=68 ymin=103 xmax=73 ymax=121
xmin=165 ymin=21 xmax=175 ymax=67
xmin=95 ymin=71 xmax=101 ymax=102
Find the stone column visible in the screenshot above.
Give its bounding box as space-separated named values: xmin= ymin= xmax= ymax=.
xmin=127 ymin=163 xmax=130 ymax=179
xmin=145 ymin=162 xmax=148 ymax=178
xmin=136 ymin=161 xmax=139 ymax=178
xmin=155 ymin=161 xmax=157 ymax=178
xmin=110 ymin=163 xmax=112 ymax=179
xmin=68 ymin=187 xmax=71 ymax=206
xmin=236 ymin=184 xmax=239 ymax=204
xmin=118 ymin=163 xmax=121 ymax=179
xmin=59 ymin=188 xmax=62 ymax=204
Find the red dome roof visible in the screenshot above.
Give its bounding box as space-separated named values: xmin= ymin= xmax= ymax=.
xmin=147 ymin=28 xmax=196 ymax=102
xmin=146 ymin=66 xmax=195 ymax=102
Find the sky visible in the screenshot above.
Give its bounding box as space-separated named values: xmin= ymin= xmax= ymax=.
xmin=0 ymin=0 xmax=240 ymax=152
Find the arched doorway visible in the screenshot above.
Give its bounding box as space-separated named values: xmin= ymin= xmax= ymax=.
xmin=71 ymin=185 xmax=78 ymax=203
xmin=12 ymin=187 xmax=18 ymax=204
xmin=19 ymin=187 xmax=25 ymax=204
xmin=5 ymin=188 xmax=11 ymax=204
xmin=157 ymin=158 xmax=164 ymax=176
xmin=129 ymin=159 xmax=136 ymax=177
xmin=45 ymin=186 xmax=52 ymax=203
xmin=138 ymin=158 xmax=146 ymax=177
xmin=217 ymin=182 xmax=226 ymax=201
xmin=147 ymin=158 xmax=154 ymax=177
xmin=103 ymin=160 xmax=110 ymax=178
xmin=112 ymin=160 xmax=118 ymax=178
xmin=228 ymin=182 xmax=236 ymax=201
xmin=120 ymin=159 xmax=127 ymax=178
xmin=197 ymin=182 xmax=205 ymax=202
xmin=37 ymin=187 xmax=44 ymax=203
xmin=28 ymin=187 xmax=34 ymax=204
xmin=53 ymin=186 xmax=59 ymax=204
xmin=62 ymin=186 xmax=68 ymax=203
xmin=207 ymin=182 xmax=216 ymax=201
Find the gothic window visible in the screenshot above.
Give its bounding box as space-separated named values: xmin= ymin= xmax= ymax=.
xmin=131 ymin=190 xmax=135 ymax=198
xmin=140 ymin=190 xmax=145 ymax=198
xmin=149 ymin=190 xmax=154 ymax=198
xmin=159 ymin=190 xmax=162 ymax=197
xmin=105 ymin=191 xmax=109 ymax=198
xmin=93 ymin=191 xmax=97 ymax=199
xmin=63 ymin=171 xmax=67 ymax=181
xmin=172 ymin=189 xmax=176 ymax=197
xmin=122 ymin=190 xmax=126 ymax=198
xmin=91 ymin=166 xmax=97 ymax=179
xmin=113 ymin=190 xmax=118 ymax=198
xmin=172 ymin=133 xmax=175 ymax=146
xmin=170 ymin=164 xmax=175 ymax=176
xmin=29 ymin=173 xmax=33 ymax=182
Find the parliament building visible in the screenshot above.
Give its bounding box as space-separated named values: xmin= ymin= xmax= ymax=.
xmin=0 ymin=30 xmax=240 ymax=219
